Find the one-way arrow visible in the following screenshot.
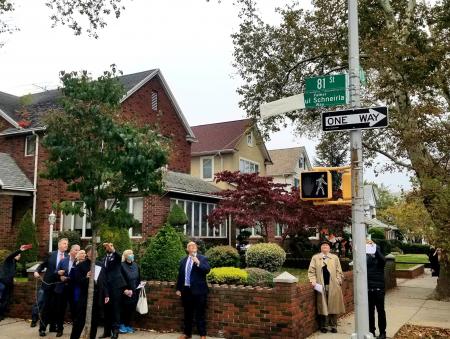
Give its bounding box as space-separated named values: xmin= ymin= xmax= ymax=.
xmin=322 ymin=106 xmax=388 ymax=132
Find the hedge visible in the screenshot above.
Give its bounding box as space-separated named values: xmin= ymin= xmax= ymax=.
xmin=207 ymin=267 xmax=248 ymax=285
xmin=245 ymin=267 xmax=274 ymax=287
xmin=205 ymin=246 xmax=240 ymax=268
xmin=246 ymin=243 xmax=286 ymax=272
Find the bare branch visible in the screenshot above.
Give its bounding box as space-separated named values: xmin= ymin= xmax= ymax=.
xmin=363 ymin=142 xmax=413 ymax=169
xmin=378 ymin=0 xmax=397 ymax=29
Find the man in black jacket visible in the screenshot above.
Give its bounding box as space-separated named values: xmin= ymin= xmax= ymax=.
xmin=176 ymin=241 xmax=211 ymax=339
xmin=34 ymin=238 xmax=69 ymax=337
xmin=0 ymin=245 xmax=29 ymax=321
xmin=100 ymin=242 xmax=126 ymax=339
xmin=366 ymin=240 xmax=387 ymax=339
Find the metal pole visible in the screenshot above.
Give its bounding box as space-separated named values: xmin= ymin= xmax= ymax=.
xmin=348 ymin=0 xmax=373 ymax=338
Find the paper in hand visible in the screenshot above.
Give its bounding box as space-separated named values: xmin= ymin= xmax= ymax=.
xmin=94 ymin=265 xmax=102 ymax=282
xmin=366 ymin=244 xmax=376 ymax=254
xmin=314 ymin=283 xmax=323 ymax=293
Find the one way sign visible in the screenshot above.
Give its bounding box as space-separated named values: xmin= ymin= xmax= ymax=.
xmin=321 ymin=106 xmax=388 ymax=132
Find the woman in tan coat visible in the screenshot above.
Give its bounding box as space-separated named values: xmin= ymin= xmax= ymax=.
xmin=308 ymin=241 xmax=345 ymax=333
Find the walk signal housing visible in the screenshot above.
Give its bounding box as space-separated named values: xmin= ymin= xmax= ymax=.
xmin=300 ymin=171 xmax=332 ymax=200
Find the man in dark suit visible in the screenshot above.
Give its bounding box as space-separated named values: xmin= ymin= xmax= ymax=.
xmin=34 ymin=238 xmax=69 ymax=337
xmin=55 ymin=244 xmax=80 ymax=332
xmin=176 ymin=241 xmax=210 ymax=339
xmin=100 ymin=242 xmax=126 ymax=339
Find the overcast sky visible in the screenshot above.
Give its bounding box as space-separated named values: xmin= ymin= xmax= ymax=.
xmin=0 ymin=0 xmax=412 ymax=191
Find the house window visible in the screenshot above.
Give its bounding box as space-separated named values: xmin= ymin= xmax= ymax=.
xmin=170 ymin=198 xmax=227 ymax=238
xmin=151 ymin=91 xmax=158 ymax=111
xmin=25 ymin=135 xmax=36 ymax=156
xmin=239 ymin=158 xmax=260 ymax=174
xmin=201 ymin=157 xmax=214 ymax=181
xmin=61 ymin=201 xmax=92 ymax=238
xmin=276 ymin=223 xmax=288 ymax=237
xmin=246 ymin=132 xmax=254 ymax=146
xmin=105 ymin=197 xmax=144 ymax=238
xmin=294 ymin=178 xmax=300 ymax=188
xmin=298 ymin=155 xmax=305 ymax=169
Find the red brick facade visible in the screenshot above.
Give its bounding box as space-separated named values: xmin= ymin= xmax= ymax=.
xmin=9 ymin=272 xmax=355 ymax=339
xmin=0 ymin=73 xmax=193 ymax=253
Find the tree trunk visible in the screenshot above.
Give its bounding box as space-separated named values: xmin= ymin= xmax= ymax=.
xmin=81 ymin=229 xmax=98 ymax=339
xmin=436 ymin=254 xmax=450 ymax=300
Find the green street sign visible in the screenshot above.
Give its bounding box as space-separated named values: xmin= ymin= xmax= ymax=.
xmin=304 ymin=74 xmax=348 ymax=109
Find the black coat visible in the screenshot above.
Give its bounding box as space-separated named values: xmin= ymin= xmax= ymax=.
xmin=101 ymin=251 xmax=126 ymax=293
xmin=68 ymin=259 xmax=91 ymax=303
xmin=366 ymin=245 xmax=386 ymax=289
xmin=0 ymin=250 xmax=21 ymax=286
xmin=176 ymin=254 xmax=210 ymax=295
xmin=36 ymin=251 xmax=68 ymax=290
xmin=121 ymin=261 xmax=140 ymax=304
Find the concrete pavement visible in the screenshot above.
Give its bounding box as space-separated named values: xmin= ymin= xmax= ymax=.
xmin=307 ymin=270 xmax=450 ymax=338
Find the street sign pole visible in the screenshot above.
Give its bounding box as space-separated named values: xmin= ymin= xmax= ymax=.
xmin=348 ymin=1 xmax=373 ymax=338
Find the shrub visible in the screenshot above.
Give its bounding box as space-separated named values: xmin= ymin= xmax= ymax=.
xmin=246 ymin=243 xmax=286 ymax=272
xmin=400 ymin=243 xmax=430 ymax=254
xmin=15 ymin=211 xmax=39 ymax=269
xmin=167 ymin=204 xmax=188 ymax=230
xmin=245 ymin=267 xmax=274 ymax=287
xmin=368 ymin=227 xmax=385 ymax=240
xmin=140 ymin=224 xmax=185 ymax=281
xmin=205 ymin=246 xmax=240 ymax=268
xmin=53 ymin=230 xmax=82 ymax=250
xmin=0 ymin=249 xmax=10 ymax=263
xmin=207 ymin=267 xmax=248 ymax=285
xmin=373 ymin=239 xmax=392 ymax=255
xmin=97 ymin=225 xmax=132 ymax=258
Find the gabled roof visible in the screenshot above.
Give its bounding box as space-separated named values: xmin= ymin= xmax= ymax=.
xmin=164 ymin=170 xmax=221 ymax=199
xmin=0 ymin=152 xmax=34 ymax=194
xmin=266 ymin=147 xmax=312 ymax=176
xmin=0 ymin=70 xmax=196 ymax=141
xmin=191 ymin=119 xmax=272 ymax=163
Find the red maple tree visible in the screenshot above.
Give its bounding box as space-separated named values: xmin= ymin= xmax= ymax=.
xmin=208 ymin=171 xmax=351 ymax=241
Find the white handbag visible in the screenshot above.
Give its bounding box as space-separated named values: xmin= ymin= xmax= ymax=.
xmin=136 ymin=287 xmax=148 ymax=315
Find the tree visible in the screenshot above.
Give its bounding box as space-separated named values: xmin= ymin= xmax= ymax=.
xmin=15 ymin=210 xmax=39 ymax=272
xmin=41 ymin=67 xmax=169 ymax=338
xmin=231 ymin=0 xmax=450 ymax=298
xmin=167 ymin=204 xmax=188 ymax=230
xmin=0 ymin=0 xmax=128 ymax=42
xmin=208 ymin=171 xmax=351 ymax=240
xmin=314 ymin=132 xmax=349 ymax=167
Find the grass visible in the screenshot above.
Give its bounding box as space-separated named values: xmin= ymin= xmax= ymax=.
xmin=396 ymin=263 xmax=419 ymax=270
xmin=395 ymin=254 xmax=429 ymax=264
xmin=14 ymin=277 xmax=29 ymax=283
xmin=277 ymin=268 xmax=309 ymax=283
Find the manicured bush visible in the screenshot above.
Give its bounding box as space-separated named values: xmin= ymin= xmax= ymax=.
xmin=207 ymin=267 xmax=248 ymax=285
xmin=246 ymin=243 xmax=286 ymax=272
xmin=368 ymin=227 xmax=385 ymax=240
xmin=97 ymin=225 xmax=132 ymax=258
xmin=400 ymin=243 xmax=430 ymax=254
xmin=140 ymin=224 xmax=185 ymax=281
xmin=15 ymin=211 xmax=39 ymax=269
xmin=373 ymin=239 xmax=392 ymax=255
xmin=205 ymin=245 xmax=240 ymax=268
xmin=245 ymin=267 xmax=274 ymax=287
xmin=167 ymin=204 xmax=188 ymax=230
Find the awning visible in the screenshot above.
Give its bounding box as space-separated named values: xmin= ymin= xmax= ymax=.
xmin=163 ymin=170 xmax=222 ymax=199
xmin=0 ymin=152 xmax=34 ymax=195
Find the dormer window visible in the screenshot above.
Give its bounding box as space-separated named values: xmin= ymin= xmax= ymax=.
xmin=151 ymin=91 xmax=158 ymax=111
xmin=246 ymin=132 xmax=253 ymax=146
xmin=298 ymin=154 xmax=305 ymax=169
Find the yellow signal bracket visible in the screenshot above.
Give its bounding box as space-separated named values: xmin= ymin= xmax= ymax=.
xmin=313 ymin=200 xmax=352 ymax=206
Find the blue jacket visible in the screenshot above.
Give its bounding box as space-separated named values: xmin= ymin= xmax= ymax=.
xmin=176 ymin=254 xmax=210 ymax=295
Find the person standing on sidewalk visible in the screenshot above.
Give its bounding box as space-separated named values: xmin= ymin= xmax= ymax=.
xmin=366 ymin=240 xmax=387 ymax=339
xmin=308 ymin=241 xmax=345 ymax=333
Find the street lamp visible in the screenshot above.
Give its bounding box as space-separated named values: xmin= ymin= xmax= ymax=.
xmin=48 ymin=210 xmax=57 ymax=252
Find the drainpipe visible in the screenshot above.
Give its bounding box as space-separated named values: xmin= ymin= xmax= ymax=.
xmin=32 ymin=132 xmax=39 ymax=224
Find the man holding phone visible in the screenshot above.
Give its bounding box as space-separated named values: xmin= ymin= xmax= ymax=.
xmin=176 ymin=242 xmax=211 ymax=339
xmin=0 ymin=244 xmax=31 ymax=321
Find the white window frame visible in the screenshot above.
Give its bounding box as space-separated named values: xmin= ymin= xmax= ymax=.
xmin=25 ymin=134 xmax=37 ymax=157
xmin=200 ymin=156 xmax=214 ymax=181
xmin=151 ymin=91 xmax=158 ymax=111
xmin=246 ymin=132 xmax=254 ymax=147
xmin=104 ymin=197 xmax=144 ymax=239
xmin=239 ymin=157 xmax=260 ymax=174
xmin=60 ymin=201 xmax=91 ymax=239
xmin=170 ymin=198 xmax=227 ymax=238
xmin=275 ymin=223 xmax=288 ymax=238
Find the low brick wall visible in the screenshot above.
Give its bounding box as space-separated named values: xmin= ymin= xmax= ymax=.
xmin=395 ymin=264 xmax=425 ymax=279
xmin=10 ymin=272 xmax=354 ymax=339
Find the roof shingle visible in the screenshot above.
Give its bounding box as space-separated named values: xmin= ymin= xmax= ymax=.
xmin=164 ymin=170 xmax=221 ymax=197
xmin=266 ymin=147 xmax=310 ymax=176
xmin=0 ymin=152 xmax=34 ymax=192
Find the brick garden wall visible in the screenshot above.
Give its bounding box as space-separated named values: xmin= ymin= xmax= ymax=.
xmin=10 ymin=272 xmax=354 ymax=339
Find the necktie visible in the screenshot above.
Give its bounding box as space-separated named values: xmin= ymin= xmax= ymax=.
xmin=185 ymin=258 xmax=193 ymax=286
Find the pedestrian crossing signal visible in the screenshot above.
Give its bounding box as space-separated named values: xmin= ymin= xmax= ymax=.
xmin=300 ymin=171 xmax=332 ymax=200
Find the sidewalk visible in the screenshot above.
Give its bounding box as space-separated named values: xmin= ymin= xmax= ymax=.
xmin=307 ymin=270 xmax=450 ymax=338
xmin=0 ymin=318 xmax=220 ymax=339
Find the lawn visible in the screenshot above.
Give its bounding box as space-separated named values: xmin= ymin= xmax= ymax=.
xmin=395 ymin=254 xmax=429 ymax=264
xmin=396 ymin=263 xmax=419 ymax=270
xmin=14 ymin=277 xmax=29 ymax=283
xmin=277 ymin=268 xmax=309 ymax=284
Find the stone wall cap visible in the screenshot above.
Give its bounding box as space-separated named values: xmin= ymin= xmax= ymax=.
xmin=274 ymin=271 xmax=298 ymax=283
xmin=385 ymin=254 xmax=395 ymax=259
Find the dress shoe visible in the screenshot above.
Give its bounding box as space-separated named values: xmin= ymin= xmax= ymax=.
xmin=39 ymin=330 xmax=46 ymax=337
xmin=56 ymin=330 xmax=64 ymax=337
xmin=30 ymin=321 xmax=37 ymax=328
xmin=49 ymin=327 xmax=57 ymax=333
xmin=111 ymin=330 xmax=119 ymax=339
xmin=377 ymin=333 xmax=386 ymax=339
xmin=331 ymin=328 xmax=338 ymax=333
xmin=320 ymin=327 xmax=327 ymax=333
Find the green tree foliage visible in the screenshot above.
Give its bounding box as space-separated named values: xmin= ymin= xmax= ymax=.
xmin=205 ymin=245 xmax=240 ymax=268
xmin=15 ymin=211 xmax=39 ymax=266
xmin=140 ymin=224 xmax=185 ymax=281
xmin=53 ymin=230 xmax=82 ymax=250
xmin=368 ymin=227 xmax=385 ymax=240
xmin=167 ymin=204 xmax=188 ymax=230
xmin=97 ymin=224 xmax=132 ymax=258
xmin=246 ymin=243 xmax=286 ymax=272
xmin=41 ymin=67 xmax=169 ymax=336
xmin=314 ymin=132 xmax=349 ymax=167
xmin=231 ymin=0 xmax=450 ymax=297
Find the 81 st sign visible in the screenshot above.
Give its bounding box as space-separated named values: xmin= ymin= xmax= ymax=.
xmin=304 ymin=74 xmax=348 ymax=109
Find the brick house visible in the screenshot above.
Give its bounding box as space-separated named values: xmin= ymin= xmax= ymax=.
xmin=0 ymin=69 xmax=230 ymax=254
